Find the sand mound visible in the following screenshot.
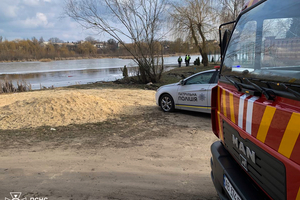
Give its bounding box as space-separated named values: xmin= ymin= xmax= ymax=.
xmin=0 ymin=89 xmax=156 ymax=130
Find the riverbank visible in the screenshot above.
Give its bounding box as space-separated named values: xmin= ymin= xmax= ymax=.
xmin=0 ymin=56 xmax=111 ymax=63
xmin=0 ymin=64 xmax=219 ymax=199
xmin=71 ymin=63 xmax=218 ymax=89
xmin=0 ymin=64 xmax=217 ymax=129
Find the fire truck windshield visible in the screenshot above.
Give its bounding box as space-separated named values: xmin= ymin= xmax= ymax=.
xmin=222 ymin=0 xmax=300 ymax=85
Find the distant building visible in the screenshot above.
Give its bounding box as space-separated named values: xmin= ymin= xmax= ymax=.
xmin=40 ymin=41 xmax=50 ymax=47
xmin=66 ymin=43 xmax=76 ymax=51
xmin=94 ymin=42 xmax=106 ymax=49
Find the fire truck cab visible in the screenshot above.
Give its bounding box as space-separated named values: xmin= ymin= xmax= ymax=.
xmin=210 ymin=0 xmax=300 ymax=199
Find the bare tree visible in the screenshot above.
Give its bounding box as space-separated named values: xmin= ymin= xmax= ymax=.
xmin=217 ymin=0 xmax=245 ymax=23
xmin=170 ymin=0 xmax=217 ymax=66
xmin=107 ymin=38 xmax=118 ymax=52
xmin=39 ymin=37 xmax=44 ymax=44
xmin=85 ymin=36 xmax=97 ymax=43
xmin=64 ymin=0 xmax=169 ymax=83
xmin=32 ymin=37 xmax=39 ymax=44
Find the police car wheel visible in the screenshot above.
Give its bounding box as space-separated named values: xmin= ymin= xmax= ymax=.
xmin=160 ymin=94 xmax=174 ymax=112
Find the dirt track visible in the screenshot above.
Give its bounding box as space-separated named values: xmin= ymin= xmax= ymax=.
xmin=0 ymin=88 xmax=219 ymax=200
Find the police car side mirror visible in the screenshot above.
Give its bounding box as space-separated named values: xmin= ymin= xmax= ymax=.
xmin=180 ymin=74 xmax=186 ymax=85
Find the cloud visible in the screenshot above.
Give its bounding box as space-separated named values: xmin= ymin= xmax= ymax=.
xmin=23 ymin=12 xmax=52 ymax=28
xmin=22 ymin=0 xmax=52 ymax=6
xmin=0 ymin=0 xmax=108 ymax=42
xmin=0 ymin=2 xmax=18 ymax=19
xmin=22 ymin=0 xmax=40 ymax=6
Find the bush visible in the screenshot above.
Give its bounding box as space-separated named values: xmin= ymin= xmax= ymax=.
xmin=121 ymin=65 xmax=128 ymax=78
xmin=0 ymin=79 xmax=31 ymax=94
xmin=193 ymin=57 xmax=201 ymax=66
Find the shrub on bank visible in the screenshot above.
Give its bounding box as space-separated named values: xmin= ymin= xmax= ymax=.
xmin=0 ymin=79 xmax=31 ymax=94
xmin=39 ymin=58 xmax=52 ymax=62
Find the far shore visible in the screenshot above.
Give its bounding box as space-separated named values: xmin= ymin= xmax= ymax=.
xmin=0 ymin=53 xmax=191 ymax=63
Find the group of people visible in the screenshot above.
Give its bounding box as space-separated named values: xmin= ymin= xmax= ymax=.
xmin=177 ymin=55 xmax=191 ymax=67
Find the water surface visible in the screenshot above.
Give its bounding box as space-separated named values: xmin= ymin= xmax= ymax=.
xmin=0 ymin=55 xmax=217 ymax=89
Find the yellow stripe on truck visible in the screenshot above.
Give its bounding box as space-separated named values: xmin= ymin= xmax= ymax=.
xmin=296 ymin=187 xmax=300 ymax=200
xmin=222 ymin=89 xmax=227 ymax=117
xmin=256 ymin=106 xmax=276 ymax=143
xmin=229 ymin=93 xmax=235 ymax=123
xmin=278 ymin=112 xmax=300 ymax=158
xmin=218 ymin=111 xmax=224 ymax=142
xmin=217 ymin=86 xmax=221 ymax=112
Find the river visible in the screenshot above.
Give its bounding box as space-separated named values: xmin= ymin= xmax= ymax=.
xmin=0 ymin=55 xmax=219 ymax=89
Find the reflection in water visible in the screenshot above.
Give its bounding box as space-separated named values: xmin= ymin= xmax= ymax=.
xmin=0 ymin=55 xmax=217 ymax=89
xmin=0 ymin=68 xmax=128 ymax=89
xmin=0 ymin=65 xmax=174 ymax=90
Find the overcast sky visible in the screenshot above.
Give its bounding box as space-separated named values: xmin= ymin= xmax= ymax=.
xmin=0 ymin=0 xmax=106 ymax=42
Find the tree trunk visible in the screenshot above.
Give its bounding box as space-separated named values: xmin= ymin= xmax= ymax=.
xmin=197 ymin=23 xmax=209 ymax=66
xmin=197 ymin=45 xmax=209 ymax=66
xmin=202 ymin=52 xmax=209 ymax=66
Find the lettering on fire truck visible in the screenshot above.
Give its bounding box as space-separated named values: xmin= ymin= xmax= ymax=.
xmin=232 ymin=134 xmax=256 ymax=164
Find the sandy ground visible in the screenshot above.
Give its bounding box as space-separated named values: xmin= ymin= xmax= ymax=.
xmin=0 ymin=87 xmax=219 ymax=200
xmin=0 ymin=88 xmax=156 ymax=130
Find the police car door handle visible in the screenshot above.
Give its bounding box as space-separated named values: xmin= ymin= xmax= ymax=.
xmin=200 ymin=88 xmax=207 ymax=91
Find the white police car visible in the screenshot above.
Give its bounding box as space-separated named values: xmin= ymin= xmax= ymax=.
xmin=155 ymin=69 xmax=219 ymax=113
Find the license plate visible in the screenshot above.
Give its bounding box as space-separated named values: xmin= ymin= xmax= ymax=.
xmin=224 ymin=175 xmax=242 ymax=200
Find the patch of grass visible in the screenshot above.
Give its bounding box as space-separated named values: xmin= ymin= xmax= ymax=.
xmin=67 ymin=81 xmax=146 ymax=90
xmin=67 ymin=62 xmax=220 ymax=91
xmin=39 ymin=58 xmax=52 ymax=62
xmin=17 ymin=80 xmax=32 ymax=92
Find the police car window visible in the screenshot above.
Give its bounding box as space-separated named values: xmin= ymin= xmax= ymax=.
xmin=185 ymin=72 xmax=214 ymax=85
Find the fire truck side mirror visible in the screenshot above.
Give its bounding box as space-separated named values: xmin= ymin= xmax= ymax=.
xmin=221 ymin=29 xmax=231 ymax=57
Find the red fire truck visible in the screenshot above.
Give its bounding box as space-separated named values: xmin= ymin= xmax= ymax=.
xmin=210 ymin=0 xmax=300 ymax=199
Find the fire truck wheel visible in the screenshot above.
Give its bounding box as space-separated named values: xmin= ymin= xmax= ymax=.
xmin=160 ymin=94 xmax=175 ymax=112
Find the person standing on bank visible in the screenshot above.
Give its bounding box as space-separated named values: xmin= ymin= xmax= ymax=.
xmin=178 ymin=56 xmax=182 ymax=67
xmin=187 ymin=55 xmax=191 ymax=66
xmin=185 ymin=55 xmax=188 ymax=66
